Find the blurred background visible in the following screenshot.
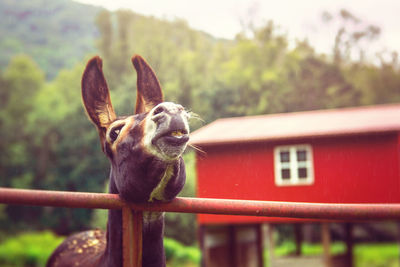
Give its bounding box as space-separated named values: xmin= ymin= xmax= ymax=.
xmin=1 ymin=0 xmax=400 ymax=266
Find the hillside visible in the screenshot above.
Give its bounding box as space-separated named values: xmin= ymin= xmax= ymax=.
xmin=0 ymin=0 xmax=219 ymax=79
xmin=0 ymin=0 xmax=101 ymax=78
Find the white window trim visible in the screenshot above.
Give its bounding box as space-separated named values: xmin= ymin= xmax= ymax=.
xmin=274 ymin=144 xmax=314 ymax=186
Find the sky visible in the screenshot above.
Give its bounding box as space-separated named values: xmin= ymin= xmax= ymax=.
xmin=75 ymin=0 xmax=400 ymax=58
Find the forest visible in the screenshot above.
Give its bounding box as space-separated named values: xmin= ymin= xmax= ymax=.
xmin=1 ymin=0 xmax=400 ymax=266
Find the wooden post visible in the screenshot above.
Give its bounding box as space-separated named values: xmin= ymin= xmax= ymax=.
xmin=256 ymin=224 xmax=265 ymax=267
xmin=397 ymin=222 xmax=400 ymax=267
xmin=198 ymin=225 xmax=206 ymax=267
xmin=122 ymin=207 xmax=143 ymax=267
xmin=228 ymin=225 xmax=238 ymax=267
xmin=266 ymin=224 xmax=275 ymax=266
xmin=294 ymin=224 xmax=302 ymax=256
xmin=322 ymin=223 xmax=332 ymax=267
xmin=345 ymin=223 xmax=354 ymax=267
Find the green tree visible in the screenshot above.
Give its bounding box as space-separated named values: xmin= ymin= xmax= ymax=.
xmin=94 ymin=10 xmax=215 ymax=126
xmin=0 ymin=55 xmax=46 ymax=232
xmin=27 ymin=60 xmax=109 ymax=234
xmin=95 ymin=9 xmax=113 ymax=60
xmin=286 ymin=42 xmax=360 ymax=111
xmin=0 ymin=0 xmax=100 ymax=78
xmin=321 ymin=9 xmax=400 ymax=107
xmin=323 ymin=9 xmax=381 ymax=65
xmin=0 ymin=55 xmax=45 ymax=188
xmin=0 ymin=55 xmax=109 ymax=234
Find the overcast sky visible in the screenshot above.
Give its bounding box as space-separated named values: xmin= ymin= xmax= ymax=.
xmin=75 ymin=0 xmax=400 ymax=57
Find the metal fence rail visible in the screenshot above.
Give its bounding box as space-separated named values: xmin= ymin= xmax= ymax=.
xmin=1 ymin=187 xmax=400 ymax=266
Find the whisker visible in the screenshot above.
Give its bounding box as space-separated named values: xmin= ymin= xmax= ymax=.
xmin=187 ymin=110 xmax=205 ymax=124
xmin=188 ymin=143 xmax=206 ymax=155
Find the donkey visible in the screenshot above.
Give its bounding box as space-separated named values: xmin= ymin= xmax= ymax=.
xmin=46 ymin=55 xmax=190 ymax=267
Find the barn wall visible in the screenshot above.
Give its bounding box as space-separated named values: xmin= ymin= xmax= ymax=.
xmin=196 ymin=133 xmax=400 ymax=224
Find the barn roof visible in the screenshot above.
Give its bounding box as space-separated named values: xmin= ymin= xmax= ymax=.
xmin=190 ymin=104 xmax=400 ymax=146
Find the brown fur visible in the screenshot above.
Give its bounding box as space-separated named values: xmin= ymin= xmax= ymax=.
xmin=132 ymin=55 xmax=164 ymax=114
xmin=81 ymin=56 xmax=117 ymax=152
xmin=47 ymin=230 xmax=106 ymax=267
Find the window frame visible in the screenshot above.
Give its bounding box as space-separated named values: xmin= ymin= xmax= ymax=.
xmin=274 ymin=144 xmax=314 ymax=186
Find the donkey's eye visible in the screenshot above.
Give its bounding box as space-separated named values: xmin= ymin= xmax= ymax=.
xmin=109 ymin=125 xmax=124 ymax=142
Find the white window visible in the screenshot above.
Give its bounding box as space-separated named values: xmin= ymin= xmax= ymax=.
xmin=274 ymin=144 xmax=314 ymax=186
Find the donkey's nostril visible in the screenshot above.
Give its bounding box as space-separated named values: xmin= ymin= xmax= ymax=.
xmin=153 ymin=106 xmax=164 ymax=115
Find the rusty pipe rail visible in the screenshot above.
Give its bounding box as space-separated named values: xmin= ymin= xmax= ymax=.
xmin=1 ymin=187 xmax=400 ymax=267
xmin=1 ymin=187 xmax=400 ymax=220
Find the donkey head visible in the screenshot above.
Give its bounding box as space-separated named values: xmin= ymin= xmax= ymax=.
xmin=81 ymin=55 xmax=189 ymax=203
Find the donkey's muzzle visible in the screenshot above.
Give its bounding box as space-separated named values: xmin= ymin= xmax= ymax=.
xmin=153 ymin=114 xmax=189 ymax=147
xmin=163 ymin=134 xmax=189 ymax=146
xmin=148 ymin=104 xmax=190 ymax=160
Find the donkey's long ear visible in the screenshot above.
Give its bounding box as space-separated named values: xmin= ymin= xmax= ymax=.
xmin=82 ymin=56 xmax=116 ymax=150
xmin=132 ymin=55 xmax=163 ymax=114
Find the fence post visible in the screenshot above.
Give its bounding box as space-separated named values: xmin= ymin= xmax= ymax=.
xmin=122 ymin=206 xmax=143 ymax=267
xmin=322 ymin=223 xmax=332 ymax=267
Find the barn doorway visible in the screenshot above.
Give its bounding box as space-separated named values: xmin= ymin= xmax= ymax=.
xmin=199 ymin=224 xmax=265 ymax=267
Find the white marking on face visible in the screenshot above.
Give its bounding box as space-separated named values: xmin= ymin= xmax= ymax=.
xmin=106 ymin=117 xmax=134 ymax=149
xmin=142 ymin=114 xmax=169 ymax=159
xmin=142 ymin=102 xmax=190 ymax=161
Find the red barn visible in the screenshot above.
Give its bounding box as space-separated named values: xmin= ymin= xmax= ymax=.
xmin=190 ymin=104 xmax=400 ymax=267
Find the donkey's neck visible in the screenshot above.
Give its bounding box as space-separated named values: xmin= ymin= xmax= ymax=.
xmin=101 ymin=177 xmax=123 ymax=267
xmin=102 ymin=172 xmax=166 ymax=267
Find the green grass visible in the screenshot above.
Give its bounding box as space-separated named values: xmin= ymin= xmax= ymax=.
xmin=354 ymin=243 xmax=399 ymax=267
xmin=164 ymin=237 xmax=201 ymax=265
xmin=0 ymin=231 xmax=64 ymax=267
xmin=1 ymin=231 xmax=399 ymax=267
xmin=273 ymin=241 xmax=400 ymax=267
xmin=275 ymin=241 xmax=346 ymax=256
xmin=0 ymin=231 xmax=200 ymax=267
